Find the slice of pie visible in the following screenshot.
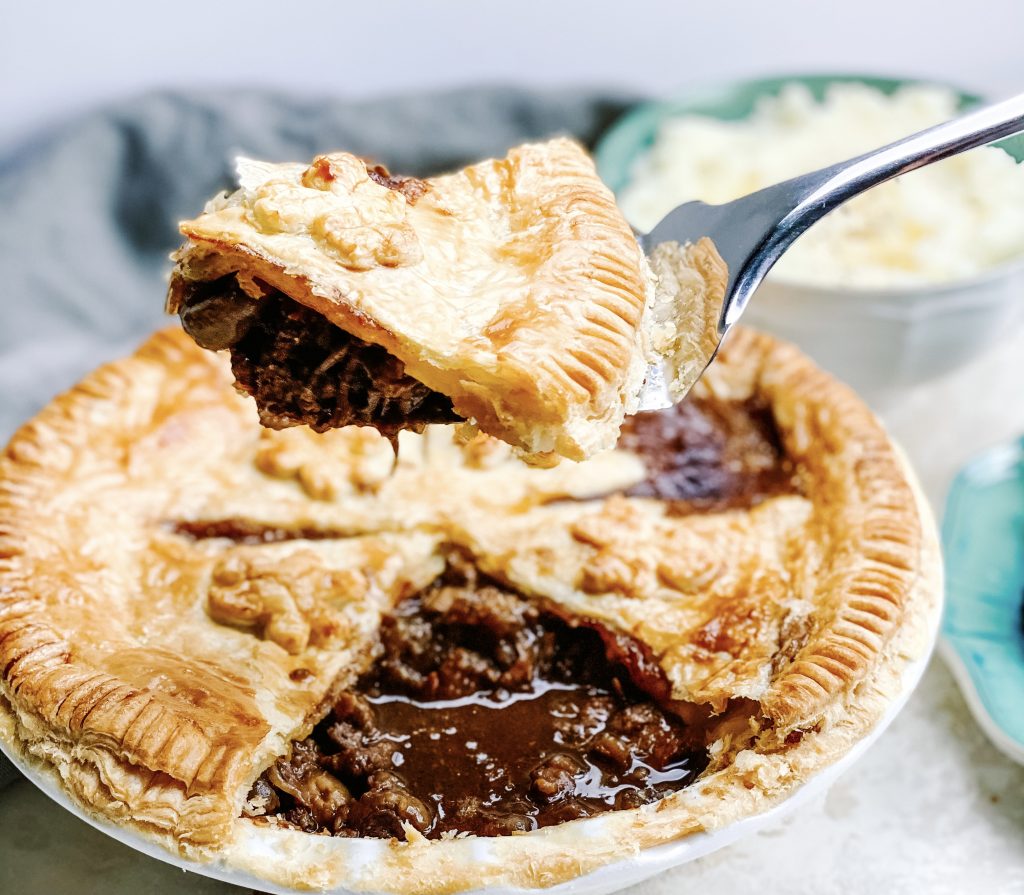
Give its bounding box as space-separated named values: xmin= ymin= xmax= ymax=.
xmin=0 ymin=326 xmax=940 ymax=893
xmin=165 ymin=139 xmax=726 ymax=462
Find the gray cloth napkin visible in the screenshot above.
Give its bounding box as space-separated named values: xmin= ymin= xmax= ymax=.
xmin=0 ymin=86 xmax=640 ymax=788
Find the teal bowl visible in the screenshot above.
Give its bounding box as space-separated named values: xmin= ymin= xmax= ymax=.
xmin=594 ymin=73 xmax=1024 ymax=194
xmin=940 ymin=436 xmax=1024 ymax=764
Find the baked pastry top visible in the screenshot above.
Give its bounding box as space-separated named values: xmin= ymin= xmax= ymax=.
xmin=166 ymin=140 xmax=726 ymax=462
xmin=0 ymin=326 xmax=940 ymax=893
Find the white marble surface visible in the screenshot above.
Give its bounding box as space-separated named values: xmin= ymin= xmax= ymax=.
xmin=2 ymin=325 xmax=1024 ymax=894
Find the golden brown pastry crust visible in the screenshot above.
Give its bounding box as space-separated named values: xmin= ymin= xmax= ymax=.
xmin=0 ymin=327 xmax=940 ymax=892
xmin=168 ymin=140 xmax=658 ymax=461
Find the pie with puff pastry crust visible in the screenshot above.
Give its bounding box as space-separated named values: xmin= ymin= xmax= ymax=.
xmin=0 ymin=326 xmax=940 ymax=893
xmin=166 ymin=139 xmax=727 ymax=463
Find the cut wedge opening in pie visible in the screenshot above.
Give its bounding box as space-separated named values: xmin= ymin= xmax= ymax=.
xmin=0 ymin=327 xmax=941 ymax=894
xmin=166 ymin=140 xmax=727 ymax=462
xmin=244 ymin=553 xmax=710 ymax=840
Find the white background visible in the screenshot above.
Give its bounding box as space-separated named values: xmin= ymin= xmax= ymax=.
xmin=3 ymin=0 xmax=1023 ymax=148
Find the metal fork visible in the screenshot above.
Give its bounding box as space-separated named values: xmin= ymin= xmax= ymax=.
xmin=635 ymin=91 xmax=1024 ymax=411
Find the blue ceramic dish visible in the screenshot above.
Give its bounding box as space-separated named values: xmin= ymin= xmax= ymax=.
xmin=941 ymin=437 xmax=1024 ymax=763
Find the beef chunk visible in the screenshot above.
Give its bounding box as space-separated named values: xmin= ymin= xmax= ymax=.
xmin=261 ymin=739 xmax=352 ymax=832
xmin=345 ymin=772 xmax=433 ymax=840
xmin=530 ymin=753 xmax=587 ymax=804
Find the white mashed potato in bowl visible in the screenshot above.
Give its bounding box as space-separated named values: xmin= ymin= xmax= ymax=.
xmin=597 ymin=76 xmax=1024 ymax=397
xmin=616 ymin=80 xmax=1024 ymax=288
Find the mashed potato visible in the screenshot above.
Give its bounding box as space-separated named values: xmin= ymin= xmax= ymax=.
xmin=619 ymin=83 xmax=1024 ymax=288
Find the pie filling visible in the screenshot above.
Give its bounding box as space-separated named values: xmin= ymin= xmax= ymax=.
xmin=178 ymin=277 xmax=460 ymax=437
xmin=244 ymin=559 xmax=708 ymax=840
xmin=618 ymin=399 xmax=799 ymax=512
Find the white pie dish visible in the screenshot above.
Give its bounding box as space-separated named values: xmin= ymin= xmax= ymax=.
xmin=0 ymin=321 xmax=944 ymax=894
xmin=0 ymin=587 xmax=941 ymax=895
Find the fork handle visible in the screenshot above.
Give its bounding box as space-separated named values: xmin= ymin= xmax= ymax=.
xmin=722 ymin=91 xmax=1024 ymax=327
